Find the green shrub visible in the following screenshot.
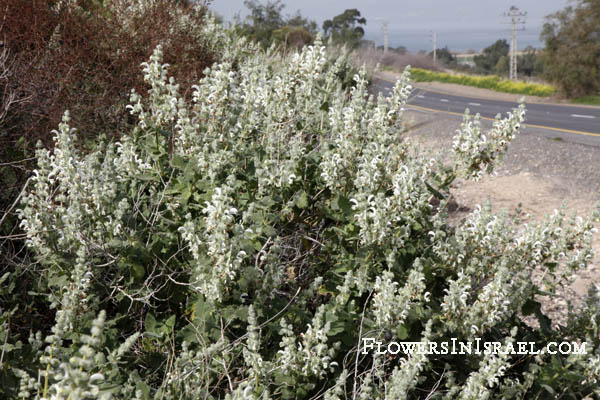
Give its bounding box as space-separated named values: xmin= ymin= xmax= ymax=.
xmin=3 ymin=24 xmax=600 ymax=400
xmin=411 ymin=68 xmax=557 ymax=97
xmin=541 ymin=0 xmax=600 ymax=97
xmin=572 ymin=96 xmax=600 ymax=106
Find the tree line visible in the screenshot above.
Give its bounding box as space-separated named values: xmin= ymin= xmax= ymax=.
xmin=235 ymin=0 xmax=367 ymax=50
xmin=235 ymin=0 xmax=599 ymax=98
xmin=415 ymin=0 xmax=600 ymax=97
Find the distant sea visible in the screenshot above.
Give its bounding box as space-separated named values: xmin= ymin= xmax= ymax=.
xmin=363 ymin=27 xmax=545 ymax=53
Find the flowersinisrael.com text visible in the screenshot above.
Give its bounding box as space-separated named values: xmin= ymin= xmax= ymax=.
xmin=362 ymin=338 xmax=588 ymax=356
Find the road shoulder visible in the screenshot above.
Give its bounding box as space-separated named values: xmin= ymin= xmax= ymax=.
xmin=377 ymin=70 xmax=600 ymax=108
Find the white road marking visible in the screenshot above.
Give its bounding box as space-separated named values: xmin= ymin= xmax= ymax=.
xmin=571 ymin=114 xmax=596 ymax=119
xmin=440 ymin=98 xmax=449 ymax=102
xmin=417 ymin=95 xmax=425 ymax=98
xmin=468 ymin=102 xmax=481 ymax=106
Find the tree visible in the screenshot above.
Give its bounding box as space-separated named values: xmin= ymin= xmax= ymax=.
xmin=237 ymin=1 xmax=317 ymax=49
xmin=322 ymin=8 xmax=366 ymax=48
xmin=541 ymin=0 xmax=600 ymax=96
xmin=286 ymin=11 xmax=318 ymax=33
xmin=238 ymin=0 xmax=285 ymax=48
xmin=429 ymin=46 xmax=456 ymax=66
xmin=272 ymin=25 xmax=313 ymax=49
xmin=473 ymin=39 xmax=509 ymax=74
xmin=494 ymin=55 xmax=509 ymax=76
xmin=516 ymin=46 xmax=540 ymax=77
xmin=272 ymin=10 xmax=317 ymax=49
xmin=394 ymin=45 xmax=407 ymax=54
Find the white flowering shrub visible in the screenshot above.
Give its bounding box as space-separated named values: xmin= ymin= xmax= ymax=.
xmin=3 ymin=17 xmax=600 ymax=399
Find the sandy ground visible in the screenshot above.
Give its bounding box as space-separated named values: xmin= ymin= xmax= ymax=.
xmin=387 ymin=76 xmax=600 ymax=326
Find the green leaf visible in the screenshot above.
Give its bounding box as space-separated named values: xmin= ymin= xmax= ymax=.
xmin=180 ymin=185 xmax=192 ymax=205
xmin=178 ymin=325 xmax=200 ymax=344
xmin=171 ymin=154 xmax=187 ymax=169
xmin=331 ymin=194 xmax=353 ymax=215
xmin=329 ymin=319 xmax=346 ymax=336
xmin=318 ymin=286 xmax=335 ymax=296
xmin=295 ymin=191 xmax=308 ymax=209
xmin=48 ymin=274 xmax=69 ymax=288
xmin=145 ymin=313 xmax=158 ymax=334
xmin=97 ymin=384 xmax=123 ymax=397
xmin=396 ymin=325 xmax=409 ymax=340
xmin=137 ymin=173 xmax=157 ymax=182
xmin=425 ymin=181 xmax=445 ymax=200
xmin=162 ymin=314 xmax=176 ymax=333
xmin=136 ymin=380 xmax=151 ymax=400
xmin=131 ymin=263 xmax=145 ymax=281
xmin=540 ymin=384 xmax=555 ymax=395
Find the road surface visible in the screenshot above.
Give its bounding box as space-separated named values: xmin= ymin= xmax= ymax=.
xmin=373 ymin=78 xmax=600 ymax=140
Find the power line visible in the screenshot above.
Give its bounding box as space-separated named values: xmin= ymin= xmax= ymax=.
xmin=502 ymin=6 xmax=526 ymax=80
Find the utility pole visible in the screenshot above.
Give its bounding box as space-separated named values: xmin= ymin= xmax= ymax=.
xmin=503 ymin=6 xmax=526 ymax=80
xmin=375 ymin=19 xmax=389 ymax=53
xmin=431 ymin=31 xmax=437 ymax=65
xmin=382 ymin=21 xmax=389 ymax=54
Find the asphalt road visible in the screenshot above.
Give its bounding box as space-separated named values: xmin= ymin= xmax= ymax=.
xmin=373 ymin=78 xmax=600 ymax=139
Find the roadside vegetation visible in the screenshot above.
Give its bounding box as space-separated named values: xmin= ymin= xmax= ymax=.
xmin=354 ymin=45 xmax=556 ymax=98
xmin=362 ymin=0 xmax=600 ymax=104
xmin=1 ymin=1 xmax=600 ymax=399
xmin=572 ymin=96 xmax=600 ymax=106
xmin=541 ymin=0 xmax=600 ymax=98
xmin=411 ymin=68 xmax=556 ymax=97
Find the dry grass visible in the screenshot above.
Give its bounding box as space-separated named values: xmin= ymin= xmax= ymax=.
xmin=0 ymin=0 xmax=217 ymax=270
xmin=0 ymin=0 xmax=215 ymax=155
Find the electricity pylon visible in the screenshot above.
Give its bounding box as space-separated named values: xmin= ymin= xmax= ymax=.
xmin=503 ymin=6 xmax=526 ymax=80
xmin=382 ymin=21 xmax=389 ymax=54
xmin=375 ymin=18 xmax=389 ymax=53
xmin=431 ymin=31 xmax=437 ymax=65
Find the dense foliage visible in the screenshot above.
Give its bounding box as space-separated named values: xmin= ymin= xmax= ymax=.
xmin=322 ymin=9 xmax=367 ymax=49
xmin=541 ymin=0 xmax=600 ymax=97
xmin=473 ymin=40 xmax=509 ymax=76
xmin=468 ymin=41 xmax=542 ymax=79
xmin=516 ymin=46 xmax=545 ymax=78
xmin=236 ymin=0 xmax=318 ymax=50
xmin=429 ymin=47 xmax=457 ymax=68
xmin=1 ymin=9 xmax=600 ymax=400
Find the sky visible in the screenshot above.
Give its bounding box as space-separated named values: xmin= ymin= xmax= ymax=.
xmin=208 ymin=0 xmax=569 ymax=52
